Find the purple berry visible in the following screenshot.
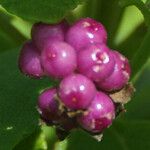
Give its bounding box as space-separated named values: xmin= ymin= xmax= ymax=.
xmin=31 ymin=20 xmax=69 ymax=51
xmin=97 ymin=51 xmax=131 ymax=91
xmin=18 ymin=41 xmax=44 ymax=78
xmin=77 ymin=91 xmax=115 ymax=133
xmin=41 ymin=41 xmax=77 ymax=78
xmin=65 ymin=18 xmax=107 ymax=52
xmin=59 ymin=74 xmax=96 ymax=110
xmin=77 ymin=43 xmax=115 ymax=82
xmin=38 ymin=88 xmax=60 ymax=121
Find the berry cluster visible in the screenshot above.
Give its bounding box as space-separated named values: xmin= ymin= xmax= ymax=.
xmin=18 ymin=18 xmax=131 ymax=138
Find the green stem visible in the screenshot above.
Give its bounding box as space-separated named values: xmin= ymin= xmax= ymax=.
xmin=119 ymin=0 xmax=150 ymax=26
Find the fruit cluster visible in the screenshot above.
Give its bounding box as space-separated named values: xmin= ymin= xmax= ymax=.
xmin=18 ymin=18 xmax=131 ymax=138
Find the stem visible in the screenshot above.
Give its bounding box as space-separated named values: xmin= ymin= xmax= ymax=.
xmin=119 ymin=0 xmax=150 ymax=26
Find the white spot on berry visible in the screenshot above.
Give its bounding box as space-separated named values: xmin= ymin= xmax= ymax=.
xmin=87 ymin=32 xmax=94 ymax=39
xmin=93 ymin=65 xmax=101 ymax=73
xmin=120 ymin=55 xmax=126 ymax=61
xmin=80 ymin=85 xmax=85 ymax=91
xmin=102 ymin=53 xmax=109 ymax=64
xmin=82 ymin=22 xmax=90 ymax=27
xmin=96 ymin=104 xmax=102 ymax=110
xmin=96 ymin=52 xmax=109 ymax=64
xmin=105 ymin=113 xmax=113 ymax=120
xmin=123 ymin=71 xmax=129 ymax=79
xmin=91 ymin=53 xmax=97 ymax=61
xmin=62 ymin=51 xmax=67 ymax=58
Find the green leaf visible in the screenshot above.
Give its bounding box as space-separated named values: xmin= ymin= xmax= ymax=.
xmin=0 ymin=8 xmax=26 ymax=52
xmin=62 ymin=120 xmax=150 ymax=150
xmin=131 ymin=27 xmax=150 ymax=78
xmin=0 ymin=49 xmax=54 ymax=150
xmin=14 ymin=129 xmax=47 ymax=150
xmin=114 ymin=5 xmax=144 ymax=47
xmin=0 ymin=0 xmax=86 ymax=23
xmin=97 ymin=0 xmax=123 ymax=47
xmin=0 ymin=29 xmax=17 ymax=52
xmin=117 ymin=23 xmax=147 ymax=60
xmin=124 ymin=59 xmax=150 ymax=120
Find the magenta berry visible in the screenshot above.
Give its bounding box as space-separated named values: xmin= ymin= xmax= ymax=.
xmin=18 ymin=17 xmax=133 ymax=138
xmin=77 ymin=91 xmax=115 ymax=133
xmin=31 ymin=20 xmax=69 ymax=51
xmin=38 ymin=88 xmax=60 ymax=121
xmin=18 ymin=41 xmax=44 ymax=78
xmin=77 ymin=43 xmax=115 ymax=82
xmin=65 ymin=18 xmax=107 ymax=52
xmin=59 ymin=74 xmax=96 ymax=110
xmin=97 ymin=51 xmax=131 ymax=91
xmin=41 ymin=41 xmax=77 ymax=78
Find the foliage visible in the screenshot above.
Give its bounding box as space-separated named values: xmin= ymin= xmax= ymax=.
xmin=0 ymin=0 xmax=86 ymax=23
xmin=0 ymin=0 xmax=150 ymax=149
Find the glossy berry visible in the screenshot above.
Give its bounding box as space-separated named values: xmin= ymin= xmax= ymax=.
xmin=77 ymin=43 xmax=115 ymax=82
xmin=38 ymin=88 xmax=60 ymax=122
xmin=31 ymin=20 xmax=69 ymax=51
xmin=65 ymin=18 xmax=107 ymax=52
xmin=59 ymin=74 xmax=96 ymax=110
xmin=77 ymin=91 xmax=115 ymax=133
xmin=97 ymin=51 xmax=131 ymax=91
xmin=18 ymin=41 xmax=44 ymax=78
xmin=41 ymin=41 xmax=77 ymax=78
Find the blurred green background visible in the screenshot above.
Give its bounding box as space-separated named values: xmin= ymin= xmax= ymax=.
xmin=0 ymin=0 xmax=150 ymax=149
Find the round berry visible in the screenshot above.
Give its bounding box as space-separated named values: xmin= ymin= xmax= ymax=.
xmin=59 ymin=74 xmax=96 ymax=110
xmin=97 ymin=51 xmax=131 ymax=91
xmin=31 ymin=20 xmax=69 ymax=51
xmin=18 ymin=41 xmax=44 ymax=78
xmin=38 ymin=88 xmax=60 ymax=122
xmin=41 ymin=41 xmax=77 ymax=78
xmin=77 ymin=43 xmax=115 ymax=82
xmin=65 ymin=18 xmax=107 ymax=52
xmin=77 ymin=91 xmax=115 ymax=133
